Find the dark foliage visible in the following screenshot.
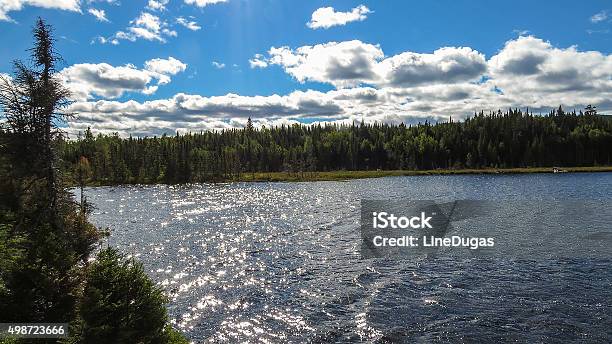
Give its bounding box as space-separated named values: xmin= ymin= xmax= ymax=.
xmin=0 ymin=18 xmax=187 ymax=343
xmin=71 ymin=248 xmax=188 ymax=344
xmin=0 ymin=18 xmax=97 ymax=323
xmin=62 ymin=108 xmax=611 ymax=184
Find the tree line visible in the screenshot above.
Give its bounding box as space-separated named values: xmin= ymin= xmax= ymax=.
xmin=0 ymin=19 xmax=187 ymax=343
xmin=61 ymin=107 xmax=612 ymax=184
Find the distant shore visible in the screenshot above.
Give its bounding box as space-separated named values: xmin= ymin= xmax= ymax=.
xmin=242 ymin=166 xmax=612 ymax=182
xmin=76 ymin=166 xmax=612 ymax=186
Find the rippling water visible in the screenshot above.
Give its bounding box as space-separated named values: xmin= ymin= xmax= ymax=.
xmin=85 ymin=173 xmax=612 ymax=343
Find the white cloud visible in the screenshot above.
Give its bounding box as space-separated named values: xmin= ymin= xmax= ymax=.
xmin=60 ymin=57 xmax=187 ymax=101
xmin=162 ymin=28 xmax=177 ymax=37
xmin=61 ymin=63 xmax=161 ymax=100
xmin=133 ymin=12 xmax=161 ymax=32
xmin=255 ymin=40 xmax=486 ymax=88
xmin=184 ymin=0 xmax=227 ymax=8
xmin=147 ymin=0 xmax=169 ymax=11
xmin=144 ymin=56 xmax=187 ymax=75
xmin=377 ymin=47 xmax=487 ymax=87
xmin=590 ymin=10 xmax=608 ymax=23
xmin=488 ymin=36 xmax=612 ymax=107
xmin=63 ymin=86 xmax=491 ymax=137
xmin=176 ymin=16 xmax=201 ymax=31
xmin=212 ymin=61 xmax=225 ymax=69
xmin=65 ymin=90 xmax=343 ymax=136
xmin=88 ymin=8 xmax=109 ymax=22
xmin=104 ymin=12 xmax=177 ymax=43
xmin=264 ymin=40 xmax=382 ymax=87
xmin=249 ymin=54 xmax=268 ymax=68
xmin=0 ymin=0 xmax=81 ymax=22
xmin=92 ymin=36 xmax=119 ymax=45
xmin=64 ymin=36 xmax=612 ymax=137
xmin=307 ymin=5 xmax=371 ymax=29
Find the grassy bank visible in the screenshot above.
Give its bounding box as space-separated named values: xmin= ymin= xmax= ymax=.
xmin=74 ymin=166 xmax=612 ymax=186
xmin=228 ymin=166 xmax=612 ymax=182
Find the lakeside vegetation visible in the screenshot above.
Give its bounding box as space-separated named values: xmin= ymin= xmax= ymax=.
xmin=66 ymin=166 xmax=612 ymax=185
xmin=216 ymin=166 xmax=612 ymax=183
xmin=0 ymin=19 xmax=187 ymax=343
xmin=61 ymin=108 xmax=612 ymax=186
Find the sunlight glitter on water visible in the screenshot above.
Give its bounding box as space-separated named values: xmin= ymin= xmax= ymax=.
xmin=85 ymin=174 xmax=612 ymax=342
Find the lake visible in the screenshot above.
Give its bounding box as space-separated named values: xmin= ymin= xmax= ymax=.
xmin=85 ymin=173 xmax=612 ymax=343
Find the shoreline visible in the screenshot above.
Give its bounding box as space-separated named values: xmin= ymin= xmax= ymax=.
xmin=78 ymin=166 xmax=612 ymax=186
xmin=245 ymin=166 xmax=612 ymax=182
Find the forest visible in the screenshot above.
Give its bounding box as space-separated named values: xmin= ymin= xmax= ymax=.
xmin=61 ymin=106 xmax=612 ymax=185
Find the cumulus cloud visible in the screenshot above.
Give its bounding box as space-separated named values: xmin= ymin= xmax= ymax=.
xmin=212 ymin=61 xmax=225 ymax=69
xmin=102 ymin=12 xmax=177 ymax=44
xmin=488 ymin=36 xmax=550 ymax=76
xmin=147 ymin=0 xmax=169 ymax=11
xmin=249 ymin=54 xmax=268 ymax=68
xmin=61 ymin=64 xmax=162 ymax=100
xmin=131 ymin=12 xmax=163 ymax=36
xmin=66 ymin=90 xmax=344 ymax=136
xmin=262 ymin=40 xmax=382 ymax=87
xmin=64 ymin=86 xmax=497 ymax=137
xmin=590 ymin=10 xmax=608 ymax=23
xmin=88 ymin=8 xmax=109 ymax=22
xmin=307 ymin=5 xmax=371 ymax=29
xmin=255 ymin=40 xmax=486 ymax=88
xmin=184 ymin=0 xmax=227 ymax=8
xmin=65 ymin=36 xmax=612 ymax=137
xmin=60 ymin=57 xmax=187 ymax=101
xmin=176 ymin=16 xmax=201 ymax=30
xmin=0 ymin=0 xmax=81 ymax=22
xmin=378 ymin=47 xmax=487 ymax=87
xmin=144 ymin=57 xmax=187 ymax=75
xmin=488 ymin=36 xmax=612 ymax=107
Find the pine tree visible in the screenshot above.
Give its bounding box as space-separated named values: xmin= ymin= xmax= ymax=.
xmin=246 ymin=116 xmax=254 ymax=133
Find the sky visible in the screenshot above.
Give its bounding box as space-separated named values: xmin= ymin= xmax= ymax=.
xmin=1 ymin=0 xmax=611 ymax=137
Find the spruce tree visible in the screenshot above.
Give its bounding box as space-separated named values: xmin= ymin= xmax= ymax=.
xmin=0 ymin=17 xmax=99 ymax=322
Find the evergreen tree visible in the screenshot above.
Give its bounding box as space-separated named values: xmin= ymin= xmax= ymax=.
xmin=0 ymin=17 xmax=98 ymax=323
xmin=61 ymin=108 xmax=612 ymax=184
xmin=72 ymin=248 xmax=188 ymax=344
xmin=0 ymin=18 xmax=188 ymax=343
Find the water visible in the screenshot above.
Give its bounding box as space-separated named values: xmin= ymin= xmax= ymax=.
xmin=85 ymin=173 xmax=612 ymax=343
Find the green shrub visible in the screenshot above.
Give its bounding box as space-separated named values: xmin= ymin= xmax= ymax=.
xmin=72 ymin=248 xmax=188 ymax=344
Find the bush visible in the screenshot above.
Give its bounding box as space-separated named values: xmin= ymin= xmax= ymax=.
xmin=72 ymin=248 xmax=188 ymax=344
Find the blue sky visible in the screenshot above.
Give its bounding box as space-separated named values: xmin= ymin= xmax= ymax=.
xmin=1 ymin=0 xmax=611 ymax=136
